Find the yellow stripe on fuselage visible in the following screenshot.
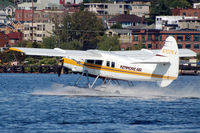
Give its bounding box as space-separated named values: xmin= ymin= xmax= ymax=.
xmin=63 ymin=58 xmax=177 ymax=80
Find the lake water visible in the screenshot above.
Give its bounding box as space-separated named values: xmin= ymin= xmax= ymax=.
xmin=0 ymin=73 xmax=200 ymax=133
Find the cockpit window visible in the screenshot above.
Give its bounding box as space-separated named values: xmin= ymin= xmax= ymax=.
xmin=86 ymin=59 xmax=103 ymax=65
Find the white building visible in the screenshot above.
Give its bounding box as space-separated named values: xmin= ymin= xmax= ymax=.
xmin=155 ymin=16 xmax=198 ymax=30
xmin=84 ymin=3 xmax=150 ymax=17
xmin=193 ymin=3 xmax=200 ymax=8
xmin=0 ymin=10 xmax=7 ymax=24
xmin=23 ymin=22 xmax=54 ymax=42
xmin=17 ymin=0 xmax=82 ymax=9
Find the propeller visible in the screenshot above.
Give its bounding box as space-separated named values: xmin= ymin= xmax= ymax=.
xmin=57 ymin=58 xmax=64 ymax=77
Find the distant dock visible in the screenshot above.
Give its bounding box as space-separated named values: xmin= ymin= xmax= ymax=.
xmin=0 ymin=65 xmax=200 ymax=75
xmin=0 ymin=65 xmax=69 ymax=74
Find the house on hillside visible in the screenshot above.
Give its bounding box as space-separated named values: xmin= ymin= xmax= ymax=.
xmin=107 ymin=14 xmax=145 ymax=28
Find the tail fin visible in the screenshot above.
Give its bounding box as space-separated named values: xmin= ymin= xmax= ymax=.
xmin=157 ymin=36 xmax=179 ymax=87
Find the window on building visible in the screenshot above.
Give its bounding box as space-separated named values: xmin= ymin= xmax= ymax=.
xmin=185 ymin=34 xmax=191 ymax=41
xmin=183 ymin=12 xmax=186 ymax=16
xmin=160 ymin=35 xmax=162 ymax=41
xmin=119 ymin=5 xmax=122 ymax=8
xmin=185 ymin=44 xmax=191 ymax=49
xmin=194 ymin=12 xmax=198 ymax=16
xmin=177 ymin=35 xmax=183 ymax=41
xmin=43 ymin=25 xmax=45 ymax=31
xmin=155 ymin=35 xmax=159 ymax=41
xmin=105 ymin=5 xmax=108 ymax=8
xmin=147 ymin=35 xmax=152 ymax=41
xmin=194 ymin=44 xmax=199 ymax=49
xmin=111 ymin=62 xmax=115 ymax=68
xmin=142 ymin=35 xmax=145 ymax=41
xmin=148 ymin=44 xmax=152 ymax=48
xmin=178 ymin=44 xmax=182 ymax=49
xmin=134 ymin=35 xmax=138 ymax=41
xmin=194 ymin=35 xmax=199 ymax=41
xmin=106 ymin=61 xmax=110 ymax=67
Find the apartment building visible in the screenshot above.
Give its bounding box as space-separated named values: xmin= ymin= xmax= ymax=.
xmin=15 ymin=9 xmax=66 ymax=24
xmin=23 ymin=22 xmax=54 ymax=42
xmin=84 ymin=3 xmax=150 ymax=17
xmin=121 ymin=28 xmax=200 ymax=53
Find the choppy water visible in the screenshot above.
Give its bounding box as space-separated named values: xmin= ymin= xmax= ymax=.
xmin=0 ymin=73 xmax=200 ymax=133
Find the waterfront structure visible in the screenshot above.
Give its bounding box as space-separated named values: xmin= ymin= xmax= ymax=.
xmin=23 ymin=22 xmax=54 ymax=42
xmin=121 ymin=27 xmax=200 ymax=53
xmin=84 ymin=3 xmax=150 ymax=17
xmin=107 ymin=14 xmax=145 ymax=28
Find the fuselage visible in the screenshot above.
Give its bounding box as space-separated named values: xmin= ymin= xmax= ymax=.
xmin=63 ymin=52 xmax=176 ymax=82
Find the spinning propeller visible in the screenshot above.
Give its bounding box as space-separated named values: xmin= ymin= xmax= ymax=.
xmin=57 ymin=58 xmax=64 ymax=77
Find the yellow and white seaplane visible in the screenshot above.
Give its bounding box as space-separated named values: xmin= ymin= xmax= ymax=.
xmin=1 ymin=36 xmax=196 ymax=88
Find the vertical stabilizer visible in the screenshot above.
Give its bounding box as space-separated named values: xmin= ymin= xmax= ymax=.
xmin=157 ymin=36 xmax=179 ymax=87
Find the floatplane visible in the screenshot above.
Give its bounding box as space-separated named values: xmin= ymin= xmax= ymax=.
xmin=1 ymin=36 xmax=196 ymax=88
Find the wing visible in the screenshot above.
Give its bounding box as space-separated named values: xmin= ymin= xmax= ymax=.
xmin=4 ymin=47 xmax=102 ymax=60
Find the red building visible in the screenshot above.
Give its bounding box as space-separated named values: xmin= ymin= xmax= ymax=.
xmin=0 ymin=32 xmax=8 ymax=47
xmin=171 ymin=8 xmax=200 ymax=19
xmin=121 ymin=29 xmax=200 ymax=53
xmin=7 ymin=32 xmax=23 ymax=46
xmin=15 ymin=9 xmax=33 ymax=22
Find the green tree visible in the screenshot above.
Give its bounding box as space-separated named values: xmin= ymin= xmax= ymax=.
xmin=97 ymin=35 xmax=120 ymax=51
xmin=61 ymin=40 xmax=83 ymax=50
xmin=42 ymin=36 xmax=57 ymax=48
xmin=62 ymin=11 xmax=104 ymax=50
xmin=147 ymin=0 xmax=191 ymax=24
xmin=110 ymin=22 xmax=122 ymax=29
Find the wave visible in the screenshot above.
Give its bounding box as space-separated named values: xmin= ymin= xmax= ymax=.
xmin=32 ymin=81 xmax=200 ymax=100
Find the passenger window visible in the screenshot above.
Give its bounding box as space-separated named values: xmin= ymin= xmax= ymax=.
xmin=87 ymin=60 xmax=94 ymax=64
xmin=95 ymin=60 xmax=103 ymax=65
xmin=111 ymin=62 xmax=115 ymax=68
xmin=106 ymin=61 xmax=110 ymax=67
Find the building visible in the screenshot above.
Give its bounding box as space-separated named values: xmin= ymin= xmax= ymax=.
xmin=84 ymin=3 xmax=150 ymax=17
xmin=106 ymin=29 xmax=132 ymax=45
xmin=155 ymin=16 xmax=198 ymax=30
xmin=0 ymin=23 xmax=15 ymax=34
xmin=3 ymin=5 xmax=16 ymax=17
xmin=0 ymin=32 xmax=8 ymax=47
xmin=121 ymin=27 xmax=200 ymax=53
xmin=108 ymin=14 xmax=145 ymax=28
xmin=7 ymin=32 xmax=23 ymax=46
xmin=0 ymin=10 xmax=7 ymax=24
xmin=178 ymin=19 xmax=200 ymax=30
xmin=15 ymin=9 xmax=66 ymax=24
xmin=23 ymin=22 xmax=54 ymax=42
xmin=171 ymin=8 xmax=200 ymax=19
xmin=17 ymin=0 xmax=82 ymax=10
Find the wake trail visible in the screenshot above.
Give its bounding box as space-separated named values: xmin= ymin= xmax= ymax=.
xmin=32 ymin=82 xmax=200 ymax=100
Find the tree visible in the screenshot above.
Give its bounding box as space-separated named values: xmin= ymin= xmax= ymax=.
xmin=110 ymin=22 xmax=122 ymax=29
xmin=97 ymin=35 xmax=120 ymax=51
xmin=42 ymin=36 xmax=57 ymax=49
xmin=61 ymin=11 xmax=104 ymax=50
xmin=147 ymin=0 xmax=191 ymax=24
